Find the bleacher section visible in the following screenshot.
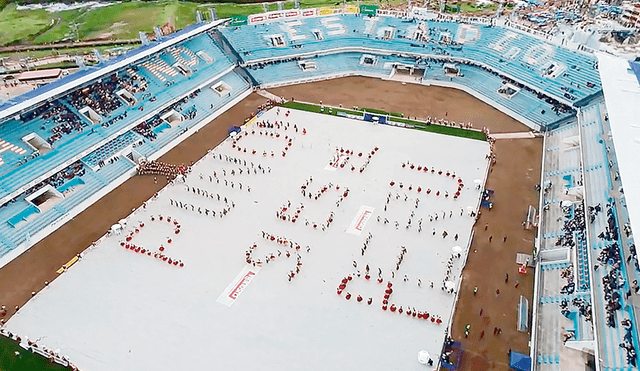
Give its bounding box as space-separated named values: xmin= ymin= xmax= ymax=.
xmin=0 ymin=31 xmax=236 ymax=201
xmin=533 ymin=99 xmax=639 ymax=370
xmin=534 ymin=121 xmax=598 ymax=370
xmin=82 ymin=131 xmax=140 ymax=170
xmin=579 ymin=100 xmax=639 ymax=370
xmin=0 ymin=68 xmax=251 ymax=256
xmin=246 ymin=52 xmax=391 ymax=85
xmin=0 ymin=29 xmax=251 ymax=260
xmin=220 ymin=15 xmax=601 ymax=107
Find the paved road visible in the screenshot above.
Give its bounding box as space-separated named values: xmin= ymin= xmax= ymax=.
xmin=491 ymin=131 xmax=542 ymax=139
xmin=0 ymin=39 xmax=140 ymax=53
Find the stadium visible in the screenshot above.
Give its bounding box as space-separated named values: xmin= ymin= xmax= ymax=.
xmin=0 ymin=5 xmax=637 ymax=371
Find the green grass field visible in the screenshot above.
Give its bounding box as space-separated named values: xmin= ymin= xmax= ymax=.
xmin=282 ymin=101 xmax=487 ymax=141
xmin=0 ymin=4 xmax=54 ymax=45
xmin=0 ymin=334 xmax=68 ymax=371
xmin=0 ymin=0 xmax=412 ymax=46
xmin=0 ymin=1 xmax=202 ymax=46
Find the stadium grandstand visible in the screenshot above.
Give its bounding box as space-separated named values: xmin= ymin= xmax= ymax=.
xmin=0 ymin=5 xmax=638 ymax=371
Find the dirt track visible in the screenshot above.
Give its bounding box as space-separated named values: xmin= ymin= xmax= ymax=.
xmin=0 ymin=77 xmax=541 ymax=370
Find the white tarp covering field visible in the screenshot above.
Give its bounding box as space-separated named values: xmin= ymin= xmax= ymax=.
xmin=6 ymin=107 xmax=490 ymax=371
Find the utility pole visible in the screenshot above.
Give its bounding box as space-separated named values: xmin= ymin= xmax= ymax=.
xmin=69 ymin=21 xmax=85 ymax=42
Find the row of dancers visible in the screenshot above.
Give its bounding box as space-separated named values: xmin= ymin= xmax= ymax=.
xmin=183 ymin=185 xmax=234 ymax=205
xmin=360 ymin=232 xmax=373 ymax=255
xmin=204 ymin=174 xmax=251 ymax=192
xmin=0 ymin=329 xmax=79 ymax=370
xmin=389 ymin=180 xmax=464 ymax=200
xmin=350 ymin=261 xmax=434 ymax=287
xmin=202 ymin=165 xmax=270 ymax=179
xmin=120 ymin=215 xmax=184 ymax=267
xmin=329 ymin=146 xmax=379 ymax=173
xmin=121 ymin=241 xmax=184 ymax=267
xmin=377 ymin=215 xmax=460 ymax=238
xmin=338 ymin=277 xmax=443 ymax=324
xmin=232 ymin=125 xmax=296 ymax=157
xmin=170 ymin=198 xmax=232 ymax=218
xmin=441 ymin=253 xmax=460 ymax=294
xmin=248 ymin=231 xmax=311 ymax=281
xmin=124 ymin=215 xmax=181 ymax=243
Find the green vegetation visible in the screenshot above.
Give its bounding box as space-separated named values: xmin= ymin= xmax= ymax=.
xmin=208 ymin=3 xmax=265 ymax=19
xmin=0 ymin=334 xmax=68 ymax=371
xmin=444 ymin=1 xmax=498 ymax=13
xmin=0 ymin=45 xmax=132 ymax=60
xmin=282 ymin=101 xmax=486 ymax=141
xmin=0 ymin=1 xmax=202 ymax=46
xmin=0 ymin=0 xmax=412 ymax=46
xmin=0 ymin=4 xmax=53 ymax=45
xmin=30 ymin=60 xmax=86 ymax=70
xmin=357 ymin=107 xmax=404 ymax=118
xmin=283 ymin=100 xmax=363 ymax=117
xmin=402 ymin=118 xmax=486 ymax=140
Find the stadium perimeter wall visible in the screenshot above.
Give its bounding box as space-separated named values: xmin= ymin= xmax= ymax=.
xmin=260 ymin=72 xmax=541 ymax=131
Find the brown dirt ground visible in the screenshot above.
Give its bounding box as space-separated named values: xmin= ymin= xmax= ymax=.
xmin=0 ymin=77 xmax=541 ymax=370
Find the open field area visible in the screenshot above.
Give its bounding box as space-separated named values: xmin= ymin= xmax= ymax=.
xmin=6 ymin=106 xmax=490 ymax=371
xmin=0 ymin=77 xmax=541 ymax=370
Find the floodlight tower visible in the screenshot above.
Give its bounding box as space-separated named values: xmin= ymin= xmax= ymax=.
xmin=139 ymin=32 xmax=149 ymax=45
xmin=93 ymin=49 xmax=105 ymax=64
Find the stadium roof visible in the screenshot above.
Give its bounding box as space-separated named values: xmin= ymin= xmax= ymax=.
xmin=16 ymin=68 xmax=62 ymax=81
xmin=0 ymin=19 xmax=225 ymax=122
xmin=597 ymin=53 xmax=640 ymax=242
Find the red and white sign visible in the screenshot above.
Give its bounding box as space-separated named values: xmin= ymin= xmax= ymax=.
xmin=217 ymin=265 xmax=261 ymax=306
xmin=302 ymin=9 xmax=317 ymax=17
xmin=346 ymin=206 xmax=375 ymax=235
xmin=249 ymin=15 xmax=266 ymax=23
xmin=286 ymin=10 xmax=301 ymax=18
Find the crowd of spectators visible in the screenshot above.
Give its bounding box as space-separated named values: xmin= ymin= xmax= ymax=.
xmin=25 ymin=162 xmax=85 ymax=197
xmin=102 ymin=110 xmax=128 ymax=129
xmin=47 ymin=105 xmax=87 ymax=145
xmin=15 ymin=68 xmax=150 ymax=148
xmin=3 ymin=161 xmax=87 ymax=203
xmin=136 ymin=159 xmax=190 ymax=179
xmin=555 ymin=200 xmax=586 ymax=251
xmin=120 ymin=68 xmax=148 ymax=94
xmin=598 ymin=241 xmax=623 ymax=328
xmin=67 ymin=75 xmax=123 ymax=117
xmin=132 ymin=89 xmax=202 ymax=140
xmin=559 ymin=264 xmax=575 ymax=295
xmin=621 ymin=318 xmax=637 ymax=366
xmin=560 ymin=295 xmax=592 ymax=322
xmin=133 ymin=116 xmax=163 ymax=141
